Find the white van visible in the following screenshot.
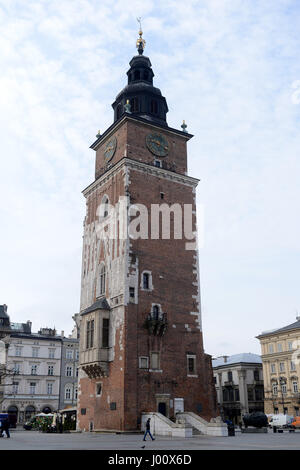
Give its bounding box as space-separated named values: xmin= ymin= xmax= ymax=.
xmin=269 ymin=414 xmax=294 ymax=428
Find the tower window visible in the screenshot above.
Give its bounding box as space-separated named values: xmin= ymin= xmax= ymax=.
xmin=143 ymin=273 xmax=149 ymax=289
xmin=187 ymin=355 xmax=196 ymax=375
xmin=143 ymin=71 xmax=149 ymax=81
xmin=130 ymin=97 xmax=140 ymax=112
xmin=102 ymin=318 xmax=110 ymax=348
xmin=86 ymin=319 xmax=94 ymax=349
xmin=129 ymin=287 xmax=135 ymax=300
xmin=150 ymin=352 xmax=160 ymax=370
xmin=154 ymin=160 xmax=162 ymax=168
xmin=150 ymin=100 xmax=158 ymax=115
xmin=152 ymin=305 xmax=159 ymax=320
xmin=134 ymin=70 xmax=140 ymax=81
xmin=100 ymin=264 xmax=106 ymax=296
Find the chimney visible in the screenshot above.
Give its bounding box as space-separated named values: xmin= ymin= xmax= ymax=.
xmin=223 ymin=355 xmax=228 ymax=363
xmin=61 ymin=330 xmax=64 ymax=338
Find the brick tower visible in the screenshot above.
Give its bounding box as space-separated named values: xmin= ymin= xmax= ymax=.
xmin=77 ymin=28 xmax=217 ymax=432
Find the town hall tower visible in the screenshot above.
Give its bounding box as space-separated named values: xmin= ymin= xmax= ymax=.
xmin=77 ymin=28 xmax=217 ymax=431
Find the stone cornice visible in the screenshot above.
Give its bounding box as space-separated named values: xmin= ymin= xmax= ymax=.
xmin=82 ymin=157 xmax=200 ymax=197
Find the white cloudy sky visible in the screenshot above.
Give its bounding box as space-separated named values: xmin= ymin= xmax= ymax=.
xmin=0 ymin=0 xmax=300 ymax=357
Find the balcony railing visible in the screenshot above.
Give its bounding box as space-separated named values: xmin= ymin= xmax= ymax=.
xmin=144 ymin=313 xmax=167 ymax=336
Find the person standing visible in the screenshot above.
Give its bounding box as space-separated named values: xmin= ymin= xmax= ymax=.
xmin=143 ymin=417 xmax=155 ymax=441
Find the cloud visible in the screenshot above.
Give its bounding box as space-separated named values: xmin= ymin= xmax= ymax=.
xmin=0 ymin=0 xmax=299 ymax=352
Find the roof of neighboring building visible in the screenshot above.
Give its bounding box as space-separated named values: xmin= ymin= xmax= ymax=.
xmin=9 ymin=332 xmax=62 ymax=342
xmin=258 ymin=319 xmax=300 ymax=338
xmin=212 ymin=353 xmax=262 ymax=368
xmin=81 ymin=298 xmax=111 ymax=316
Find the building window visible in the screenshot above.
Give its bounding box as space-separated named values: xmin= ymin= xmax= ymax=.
xmin=187 ymin=355 xmax=196 ymax=375
xmin=293 ymin=381 xmax=298 ymax=393
xmin=75 ymin=350 xmax=79 ymax=361
xmin=86 ymin=319 xmax=94 ymax=349
xmin=31 ymin=365 xmax=38 ymax=375
xmin=48 ymin=365 xmax=54 ymax=376
xmin=291 ymin=361 xmax=296 ymax=371
xmin=129 ymin=287 xmax=135 ymax=300
xmin=269 ymin=344 xmax=274 ymax=353
xmin=96 ymin=383 xmax=102 ymax=396
xmin=227 ymin=371 xmax=233 ymax=382
xmin=272 ymin=383 xmax=278 ymax=395
xmin=74 ymin=387 xmax=78 ymax=400
xmin=30 ymin=383 xmax=36 ymax=395
xmin=15 ymin=346 xmax=22 ymax=357
xmin=102 ymin=318 xmax=110 ymax=348
xmin=277 ymin=343 xmax=282 ymax=352
xmin=139 ymin=356 xmax=149 ymax=369
xmin=143 ymin=272 xmax=150 ymax=290
xmin=48 ymin=349 xmax=55 ymax=359
xmin=281 ymin=383 xmax=287 ymax=395
xmin=100 ymin=265 xmax=106 ymax=296
xmin=66 ymin=366 xmax=73 ymax=377
xmin=65 ymin=386 xmax=72 ymax=400
xmin=271 ymin=363 xmax=276 ymax=373
xmin=235 ymin=389 xmax=240 ymax=401
xmin=47 ymin=383 xmax=53 ymax=395
xmin=12 ymin=382 xmax=19 ymax=394
xmin=152 ymin=305 xmax=159 ymax=321
xmin=288 ymin=341 xmax=294 ymax=351
xmin=254 ymin=370 xmax=260 ymax=381
xmin=32 ymin=348 xmax=39 ymax=358
xmin=66 ymin=349 xmax=73 ymax=360
xmin=154 ymin=160 xmax=162 ymax=168
xmin=13 ymin=363 xmax=20 ymax=375
xmin=279 ymin=362 xmax=285 ymax=372
xmin=150 ymin=352 xmax=160 ymax=370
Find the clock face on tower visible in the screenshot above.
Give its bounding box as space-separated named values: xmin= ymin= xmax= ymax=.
xmin=103 ymin=136 xmax=117 ymax=163
xmin=146 ymin=133 xmax=169 ymax=157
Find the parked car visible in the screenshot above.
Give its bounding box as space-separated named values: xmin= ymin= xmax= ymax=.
xmin=242 ymin=412 xmax=268 ymax=428
xmin=268 ymin=414 xmax=294 ymax=428
xmin=290 ymin=417 xmax=300 ymax=429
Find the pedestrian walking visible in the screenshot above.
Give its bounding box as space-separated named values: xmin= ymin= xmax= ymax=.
xmin=1 ymin=417 xmax=10 ymax=438
xmin=143 ymin=418 xmax=155 ymax=441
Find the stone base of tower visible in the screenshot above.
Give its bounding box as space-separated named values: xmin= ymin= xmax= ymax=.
xmin=77 ymin=352 xmax=218 ymax=433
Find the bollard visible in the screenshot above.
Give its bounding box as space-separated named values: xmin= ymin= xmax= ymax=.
xmin=273 ymin=426 xmax=277 ymax=433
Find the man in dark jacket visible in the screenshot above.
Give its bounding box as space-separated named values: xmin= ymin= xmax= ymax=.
xmin=143 ymin=417 xmax=155 ymax=441
xmin=1 ymin=417 xmax=10 ymax=438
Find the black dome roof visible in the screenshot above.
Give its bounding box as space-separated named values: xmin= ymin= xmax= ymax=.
xmin=112 ymin=52 xmax=169 ymax=127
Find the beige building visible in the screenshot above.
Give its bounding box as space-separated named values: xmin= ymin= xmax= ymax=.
xmin=257 ymin=317 xmax=300 ymax=416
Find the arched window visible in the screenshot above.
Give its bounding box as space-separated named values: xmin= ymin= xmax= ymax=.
xmin=65 ymin=386 xmax=72 ymax=400
xmin=151 ymin=100 xmax=158 ymax=115
xmin=143 ymin=71 xmax=149 ymax=81
xmin=100 ymin=196 xmax=109 ymax=218
xmin=100 ymin=264 xmax=106 ymax=295
xmin=134 ymin=70 xmax=140 ymax=81
xmin=152 ymin=305 xmax=159 ymax=321
xmin=25 ymin=405 xmax=35 ymax=421
xmin=130 ymin=97 xmax=140 ymax=113
xmin=143 ymin=273 xmax=149 ymax=290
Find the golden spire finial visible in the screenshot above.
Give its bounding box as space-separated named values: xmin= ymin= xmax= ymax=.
xmin=136 ymin=17 xmax=146 ymax=54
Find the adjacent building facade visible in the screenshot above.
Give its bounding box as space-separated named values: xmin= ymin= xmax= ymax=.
xmin=212 ymin=353 xmax=264 ymax=424
xmin=0 ymin=305 xmax=79 ymax=423
xmin=257 ymin=317 xmax=300 ymax=416
xmin=77 ymin=29 xmax=218 ymax=432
